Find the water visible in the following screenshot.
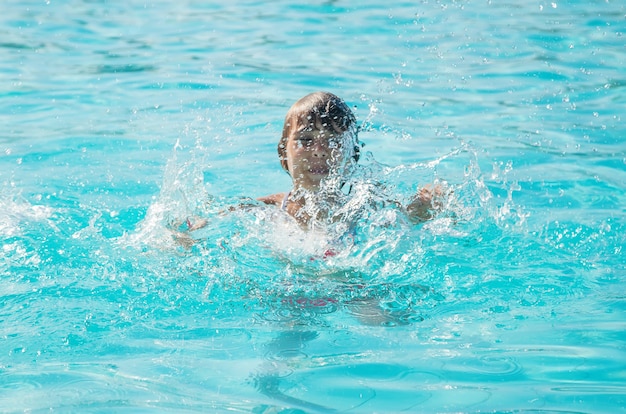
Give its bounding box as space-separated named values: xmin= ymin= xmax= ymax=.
xmin=1 ymin=0 xmax=625 ymax=412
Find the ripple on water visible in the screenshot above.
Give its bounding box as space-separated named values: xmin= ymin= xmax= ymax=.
xmin=256 ymin=296 xmax=340 ymax=326
xmin=0 ymin=364 xmax=130 ymax=411
xmin=272 ymin=363 xmax=442 ymax=412
xmin=442 ymin=352 xmax=525 ymax=383
xmin=344 ymin=362 xmax=412 ymax=381
xmin=138 ymin=326 xmax=255 ymax=360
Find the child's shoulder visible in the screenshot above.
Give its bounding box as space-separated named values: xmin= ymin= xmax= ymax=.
xmin=257 ymin=192 xmax=288 ymax=206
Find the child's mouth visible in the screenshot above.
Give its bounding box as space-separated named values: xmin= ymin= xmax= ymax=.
xmin=309 ymin=166 xmax=329 ymax=175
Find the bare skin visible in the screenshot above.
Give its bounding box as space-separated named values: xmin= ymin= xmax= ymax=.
xmin=258 ymin=121 xmax=442 ymax=226
xmin=257 ymin=120 xmax=350 ymax=226
xmin=406 ymin=184 xmax=444 ymax=223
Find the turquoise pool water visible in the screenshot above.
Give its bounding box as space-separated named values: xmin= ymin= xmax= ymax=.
xmin=1 ymin=0 xmax=625 ymax=412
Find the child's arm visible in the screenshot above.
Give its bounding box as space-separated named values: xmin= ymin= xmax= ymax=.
xmin=257 ymin=192 xmax=287 ymax=206
xmin=405 ymin=185 xmax=444 ymax=223
xmin=171 ymin=195 xmax=284 ymax=249
xmin=183 ymin=195 xmax=270 ymax=234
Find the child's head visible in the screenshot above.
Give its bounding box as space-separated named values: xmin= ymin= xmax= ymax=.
xmin=278 ymin=92 xmax=360 ymax=189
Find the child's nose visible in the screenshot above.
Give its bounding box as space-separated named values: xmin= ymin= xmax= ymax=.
xmin=311 ymin=141 xmax=329 ymax=157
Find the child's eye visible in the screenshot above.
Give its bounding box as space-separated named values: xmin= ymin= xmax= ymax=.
xmin=298 ymin=137 xmax=313 ymax=146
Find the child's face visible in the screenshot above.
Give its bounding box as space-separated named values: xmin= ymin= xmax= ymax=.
xmin=285 ymin=120 xmax=347 ymax=191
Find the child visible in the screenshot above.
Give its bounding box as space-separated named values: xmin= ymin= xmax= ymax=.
xmin=257 ymin=91 xmax=440 ymax=227
xmin=180 ymin=91 xmax=441 ymax=238
xmin=179 ymin=92 xmax=440 ymax=325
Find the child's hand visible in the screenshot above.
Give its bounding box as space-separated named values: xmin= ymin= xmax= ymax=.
xmin=167 ymin=216 xmax=208 ymax=250
xmin=186 ymin=216 xmax=208 ymax=231
xmin=406 ymin=184 xmax=445 ymax=223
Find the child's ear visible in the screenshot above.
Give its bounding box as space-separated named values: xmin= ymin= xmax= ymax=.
xmin=353 ymin=140 xmax=364 ymax=163
xmin=280 ymin=156 xmax=290 ymax=174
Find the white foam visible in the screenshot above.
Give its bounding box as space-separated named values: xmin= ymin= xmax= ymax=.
xmin=0 ymin=198 xmax=55 ymax=237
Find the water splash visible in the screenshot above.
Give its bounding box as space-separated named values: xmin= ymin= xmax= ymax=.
xmin=122 ymin=140 xmax=214 ymax=251
xmin=116 ymin=138 xmax=546 ymax=330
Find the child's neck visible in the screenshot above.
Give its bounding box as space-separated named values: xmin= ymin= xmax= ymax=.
xmin=292 ymin=183 xmax=344 ymax=203
xmin=288 ymin=185 xmax=346 ymax=227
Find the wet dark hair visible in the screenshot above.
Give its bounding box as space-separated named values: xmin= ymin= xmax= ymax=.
xmin=278 ymin=91 xmax=360 ymax=173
